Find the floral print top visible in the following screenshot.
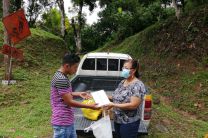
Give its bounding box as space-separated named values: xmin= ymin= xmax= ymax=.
xmin=112 ymin=79 xmax=146 ymax=124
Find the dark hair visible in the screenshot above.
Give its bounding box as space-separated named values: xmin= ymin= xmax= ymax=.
xmin=62 ymin=53 xmax=80 ymax=65
xmin=125 ymin=59 xmax=140 ymax=78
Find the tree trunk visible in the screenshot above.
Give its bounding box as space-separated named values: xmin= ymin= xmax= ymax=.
xmin=71 ymin=1 xmax=83 ymax=54
xmin=57 ymin=0 xmax=65 ymax=38
xmin=172 ymin=0 xmax=181 ymax=20
xmin=76 ymin=1 xmax=83 ymax=54
xmin=3 ymin=0 xmax=12 ymax=82
xmin=76 ymin=30 xmax=82 ymax=53
xmin=71 ymin=18 xmax=77 ymax=51
xmin=60 ymin=11 xmax=66 ymax=38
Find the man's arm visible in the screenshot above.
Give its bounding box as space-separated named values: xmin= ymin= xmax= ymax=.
xmin=71 ymin=92 xmax=83 ymax=97
xmin=71 ymin=92 xmax=91 ymax=99
xmin=62 ymin=93 xmax=98 ymax=109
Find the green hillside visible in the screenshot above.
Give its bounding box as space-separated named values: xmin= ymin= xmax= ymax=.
xmin=0 ymin=22 xmax=67 ymax=67
xmin=0 ymin=24 xmax=67 ymax=137
xmin=98 ymin=4 xmax=208 ymax=138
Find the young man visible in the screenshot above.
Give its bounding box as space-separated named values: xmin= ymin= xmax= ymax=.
xmin=50 ymin=53 xmax=98 ymax=138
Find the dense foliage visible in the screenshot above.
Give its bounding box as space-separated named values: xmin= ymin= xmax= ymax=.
xmin=1 ymin=0 xmax=208 ymax=52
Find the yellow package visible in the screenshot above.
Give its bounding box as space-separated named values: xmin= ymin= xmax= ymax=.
xmin=81 ymin=99 xmax=102 ymax=121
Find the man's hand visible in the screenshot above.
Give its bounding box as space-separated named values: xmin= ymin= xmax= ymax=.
xmin=89 ymin=103 xmax=101 ymax=110
xmin=79 ymin=92 xmax=92 ymax=99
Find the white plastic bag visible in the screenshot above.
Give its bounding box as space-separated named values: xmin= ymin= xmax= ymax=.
xmin=84 ymin=113 xmax=113 ymax=138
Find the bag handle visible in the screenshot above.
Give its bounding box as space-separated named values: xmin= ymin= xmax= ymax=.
xmin=84 ymin=107 xmax=110 ymax=133
xmin=84 ymin=122 xmax=94 ymax=133
xmin=102 ymin=107 xmax=110 ymax=117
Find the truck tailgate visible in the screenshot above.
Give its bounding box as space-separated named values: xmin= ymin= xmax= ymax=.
xmin=74 ymin=107 xmax=148 ymax=134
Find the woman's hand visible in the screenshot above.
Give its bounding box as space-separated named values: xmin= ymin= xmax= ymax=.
xmin=104 ymin=102 xmax=115 ymax=110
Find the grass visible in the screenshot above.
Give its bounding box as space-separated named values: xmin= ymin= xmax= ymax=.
xmin=150 ymin=101 xmax=208 ymax=138
xmin=96 ymin=19 xmax=171 ymax=57
xmin=0 ymin=68 xmax=54 ymax=137
xmin=0 ymin=26 xmax=67 ymax=137
xmin=142 ymin=58 xmax=208 ymax=137
xmin=145 ymin=91 xmax=208 ymax=138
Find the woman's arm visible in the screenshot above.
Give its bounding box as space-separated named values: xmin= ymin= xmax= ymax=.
xmin=111 ymin=96 xmax=142 ymax=110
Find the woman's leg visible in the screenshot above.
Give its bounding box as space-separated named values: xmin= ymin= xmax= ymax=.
xmin=119 ymin=120 xmax=140 ymax=138
xmin=114 ymin=122 xmax=121 ymax=138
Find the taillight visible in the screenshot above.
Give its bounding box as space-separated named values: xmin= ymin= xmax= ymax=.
xmin=145 ymin=100 xmax=152 ymax=108
xmin=144 ymin=95 xmax=152 ymax=120
xmin=144 ymin=109 xmax=151 ymax=120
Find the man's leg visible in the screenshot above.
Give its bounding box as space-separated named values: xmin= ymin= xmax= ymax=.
xmin=53 ymin=126 xmax=67 ymax=138
xmin=67 ymin=124 xmax=77 ymax=138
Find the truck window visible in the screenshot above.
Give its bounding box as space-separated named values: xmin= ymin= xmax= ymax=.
xmin=120 ymin=59 xmax=126 ymax=71
xmin=82 ymin=58 xmax=95 ymax=70
xmin=108 ymin=59 xmax=118 ymax=71
xmin=97 ymin=58 xmax=107 ymax=70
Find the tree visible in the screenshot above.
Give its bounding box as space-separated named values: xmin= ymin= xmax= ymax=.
xmin=10 ymin=0 xmax=23 ymax=11
xmin=70 ymin=0 xmax=96 ymax=53
xmin=41 ymin=8 xmax=62 ymax=34
xmin=0 ymin=1 xmax=2 ymax=18
xmin=27 ymin=0 xmax=52 ymax=27
xmin=161 ymin=0 xmax=172 ymax=8
xmin=95 ymin=0 xmax=140 ymax=43
xmin=56 ymin=0 xmax=66 ymax=38
xmin=27 ymin=0 xmax=42 ymax=27
xmin=172 ymin=0 xmax=181 ymax=19
xmin=98 ymin=0 xmax=112 ymax=7
xmin=81 ymin=25 xmax=101 ymax=52
xmin=90 ymin=0 xmax=174 ymax=48
xmin=138 ymin=0 xmax=157 ymax=6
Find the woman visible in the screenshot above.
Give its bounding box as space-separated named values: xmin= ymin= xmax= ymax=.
xmin=107 ymin=59 xmax=146 ymax=138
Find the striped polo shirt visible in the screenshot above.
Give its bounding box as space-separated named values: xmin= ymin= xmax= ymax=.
xmin=50 ymin=71 xmax=74 ymax=126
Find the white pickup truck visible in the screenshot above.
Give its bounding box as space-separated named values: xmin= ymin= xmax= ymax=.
xmin=71 ymin=52 xmax=152 ymax=135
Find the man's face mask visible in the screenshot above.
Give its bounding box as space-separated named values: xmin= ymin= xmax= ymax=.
xmin=121 ymin=68 xmax=130 ymax=78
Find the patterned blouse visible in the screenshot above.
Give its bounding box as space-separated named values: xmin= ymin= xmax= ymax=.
xmin=112 ymin=79 xmax=146 ymax=124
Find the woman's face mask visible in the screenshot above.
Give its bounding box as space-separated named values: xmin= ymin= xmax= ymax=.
xmin=121 ymin=68 xmax=130 ymax=78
